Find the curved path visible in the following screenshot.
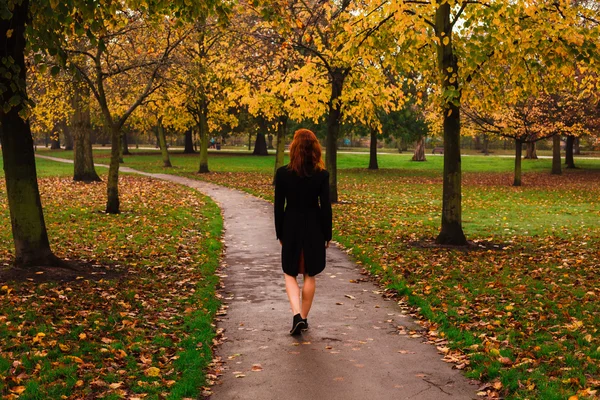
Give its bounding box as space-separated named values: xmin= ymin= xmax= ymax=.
xmin=37 ymin=155 xmax=478 ymax=399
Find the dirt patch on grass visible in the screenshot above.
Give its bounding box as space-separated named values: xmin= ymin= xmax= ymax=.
xmin=0 ymin=260 xmax=125 ymax=284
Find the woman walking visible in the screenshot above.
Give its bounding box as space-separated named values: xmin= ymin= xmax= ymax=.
xmin=275 ymin=128 xmax=332 ymax=335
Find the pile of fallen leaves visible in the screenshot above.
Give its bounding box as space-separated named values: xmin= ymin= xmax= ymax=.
xmin=0 ymin=176 xmax=222 ymax=399
xmin=192 ymin=167 xmax=599 ymax=400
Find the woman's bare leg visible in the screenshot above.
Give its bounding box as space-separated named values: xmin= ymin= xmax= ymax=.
xmin=301 ymin=275 xmax=316 ymax=318
xmin=284 ymin=273 xmax=301 ymax=315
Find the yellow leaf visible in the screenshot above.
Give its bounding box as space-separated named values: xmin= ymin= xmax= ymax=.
xmin=59 ymin=343 xmax=70 ymax=352
xmin=568 ymin=396 xmax=578 ymax=400
xmin=145 ymin=367 xmax=160 ymax=377
xmin=79 ymin=333 xmax=87 ymax=340
xmin=6 ymin=29 xmax=13 ymax=38
xmin=11 ymin=386 xmax=26 ymax=394
xmin=442 ymin=37 xmax=450 ymax=46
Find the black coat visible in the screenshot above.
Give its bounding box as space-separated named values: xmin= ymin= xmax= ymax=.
xmin=274 ymin=166 xmax=332 ymax=277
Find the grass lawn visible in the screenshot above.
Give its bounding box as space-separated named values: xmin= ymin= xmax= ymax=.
xmin=0 ymin=157 xmax=223 ymax=399
xmin=19 ymin=149 xmax=600 ymax=399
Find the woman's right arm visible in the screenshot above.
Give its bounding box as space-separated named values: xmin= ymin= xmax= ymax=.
xmin=274 ymin=168 xmax=285 ymax=240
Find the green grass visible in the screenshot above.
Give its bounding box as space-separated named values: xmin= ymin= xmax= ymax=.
xmin=4 ymin=149 xmax=600 ymax=399
xmin=0 ymin=161 xmax=223 ymax=399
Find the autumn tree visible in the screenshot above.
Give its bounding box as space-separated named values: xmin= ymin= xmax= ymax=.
xmin=64 ymin=9 xmax=189 ymax=213
xmin=375 ymin=0 xmax=600 ymax=244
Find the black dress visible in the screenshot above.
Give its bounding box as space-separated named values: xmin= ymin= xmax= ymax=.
xmin=274 ymin=165 xmax=332 ymax=277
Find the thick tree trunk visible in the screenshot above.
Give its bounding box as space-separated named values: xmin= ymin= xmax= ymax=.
xmin=396 ymin=138 xmax=403 ymax=153
xmin=253 ymin=133 xmax=268 ymax=155
xmin=157 ymin=118 xmax=172 ymax=168
xmin=198 ymin=101 xmax=210 ymax=173
xmin=412 ymin=135 xmax=426 ymax=161
xmin=273 ymin=116 xmax=287 ymax=184
xmin=551 ymin=135 xmax=561 ymax=175
xmin=434 ymin=3 xmax=467 ymax=245
xmin=326 ymin=68 xmax=347 ymax=203
xmin=565 ymin=135 xmax=576 ymax=168
xmin=0 ymin=0 xmax=60 ymax=267
xmin=513 ymin=139 xmax=523 ymax=186
xmin=368 ymin=127 xmax=379 ymax=170
xmin=473 ymin=135 xmax=481 ymax=151
xmin=183 ymin=129 xmax=196 ymax=153
xmin=106 ymin=125 xmax=121 ymax=213
xmin=62 ymin=122 xmax=73 ymax=150
xmin=524 ymin=141 xmax=537 ymax=159
xmin=248 ymin=132 xmax=252 ymax=151
xmin=72 ymin=80 xmax=101 ymax=182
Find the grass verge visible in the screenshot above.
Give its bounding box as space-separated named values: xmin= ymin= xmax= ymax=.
xmin=0 ymin=167 xmax=223 ymax=399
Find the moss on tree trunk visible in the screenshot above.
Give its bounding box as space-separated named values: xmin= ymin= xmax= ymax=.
xmin=434 ymin=3 xmax=467 ymax=246
xmin=0 ymin=0 xmax=60 ymax=267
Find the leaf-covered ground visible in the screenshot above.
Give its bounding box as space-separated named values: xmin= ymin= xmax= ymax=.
xmin=0 ymin=175 xmax=223 ymax=399
xmin=186 ymin=163 xmax=600 ymax=400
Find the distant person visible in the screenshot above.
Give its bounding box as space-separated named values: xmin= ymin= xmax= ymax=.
xmin=274 ymin=128 xmax=332 ymax=335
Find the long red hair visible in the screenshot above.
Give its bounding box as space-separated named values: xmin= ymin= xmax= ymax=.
xmin=288 ymin=128 xmax=325 ymax=177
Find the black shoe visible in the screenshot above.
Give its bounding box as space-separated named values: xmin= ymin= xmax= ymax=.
xmin=301 ymin=318 xmax=308 ymax=331
xmin=290 ymin=313 xmax=306 ymax=335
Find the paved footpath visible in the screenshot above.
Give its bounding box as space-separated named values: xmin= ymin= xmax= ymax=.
xmin=38 ymin=155 xmax=478 ymax=399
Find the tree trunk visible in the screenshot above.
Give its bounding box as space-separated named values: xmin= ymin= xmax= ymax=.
xmin=273 ymin=116 xmax=287 ymax=184
xmin=198 ymin=100 xmax=210 ymax=173
xmin=106 ymin=125 xmax=121 ymax=213
xmin=513 ymin=139 xmax=523 ymax=186
xmin=122 ymin=131 xmax=131 ymax=156
xmin=326 ymin=68 xmax=348 ymax=203
xmin=574 ymin=137 xmax=580 ymax=155
xmin=396 ymin=138 xmax=403 ymax=153
xmin=267 ymin=133 xmax=274 ymax=150
xmin=0 ymin=0 xmax=60 ymax=267
xmin=157 ymin=118 xmax=172 ymax=168
xmin=248 ymin=132 xmax=252 ymax=151
xmin=473 ymin=135 xmax=481 ymax=151
xmin=411 ymin=135 xmax=426 ymax=161
xmin=565 ymin=135 xmax=576 ymax=168
xmin=482 ymin=135 xmax=489 ymax=155
xmin=524 ymin=141 xmax=537 ymax=159
xmin=368 ymin=127 xmax=379 ymax=169
xmin=72 ymin=79 xmax=101 ymax=182
xmin=253 ymin=133 xmax=268 ymax=155
xmin=434 ymin=3 xmax=467 ymax=245
xmin=551 ymin=134 xmax=561 ymax=175
xmin=50 ymin=127 xmax=61 ymax=149
xmin=183 ymin=129 xmax=195 ymax=153
xmin=62 ymin=122 xmax=73 ymax=150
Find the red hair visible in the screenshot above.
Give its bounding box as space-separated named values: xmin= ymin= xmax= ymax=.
xmin=288 ymin=128 xmax=325 ymax=177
